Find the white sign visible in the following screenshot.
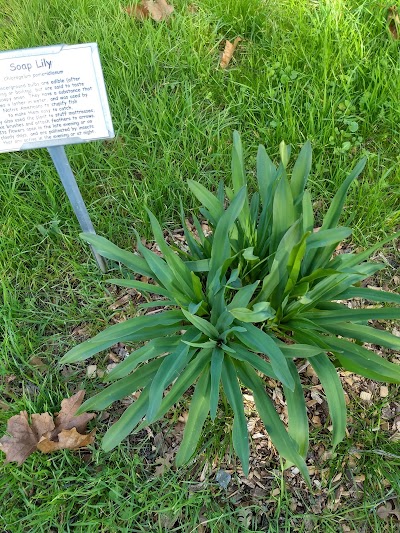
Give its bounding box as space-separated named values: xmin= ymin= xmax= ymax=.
xmin=0 ymin=43 xmax=114 ymax=153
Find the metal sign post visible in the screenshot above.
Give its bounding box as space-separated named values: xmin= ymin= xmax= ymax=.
xmin=0 ymin=43 xmax=114 ymax=272
xmin=47 ymin=145 xmax=108 ymax=272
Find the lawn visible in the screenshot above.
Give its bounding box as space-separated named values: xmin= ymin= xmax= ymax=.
xmin=0 ymin=0 xmax=399 ymax=531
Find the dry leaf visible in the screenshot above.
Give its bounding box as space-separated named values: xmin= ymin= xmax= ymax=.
xmin=0 ymin=391 xmax=95 ymax=464
xmin=37 ymin=428 xmax=96 ymax=453
xmin=388 ymin=6 xmax=400 ymax=40
xmin=123 ymin=0 xmax=174 ymax=22
xmin=220 ymin=37 xmax=242 ymax=69
xmin=377 ymin=498 xmax=400 ymax=521
xmin=50 ymin=390 xmax=95 ymax=439
xmin=0 ymin=412 xmax=54 ymax=465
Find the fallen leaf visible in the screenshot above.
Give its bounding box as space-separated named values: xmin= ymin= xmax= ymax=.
xmin=0 ymin=412 xmax=54 ymax=465
xmin=37 ymin=428 xmax=96 ymax=453
xmin=388 ymin=6 xmax=400 ymax=40
xmin=51 ymin=390 xmax=95 ymax=439
xmin=154 ymin=456 xmax=172 ymax=476
xmin=123 ymin=0 xmax=174 ymax=22
xmin=220 ymin=37 xmax=242 ymax=69
xmin=377 ymin=497 xmax=400 ymax=521
xmin=0 ymin=391 xmax=95 ymax=464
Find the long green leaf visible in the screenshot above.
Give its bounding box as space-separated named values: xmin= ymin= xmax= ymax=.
xmin=187 ymin=180 xmax=224 ymax=224
xmin=147 ymin=333 xmax=199 ymax=421
xmin=231 ymin=131 xmax=250 ymax=234
xmin=102 ymin=387 xmax=150 ymax=451
xmin=60 ymin=311 xmax=184 ymax=364
xmin=146 ymin=208 xmax=200 ymax=300
xmin=306 ymin=227 xmax=352 ymax=251
xmin=230 ymin=302 xmax=275 ymax=323
xmin=210 ymin=346 xmax=224 ymax=420
xmin=329 ymin=231 xmax=400 ymax=270
xmin=236 ymin=324 xmax=295 ymax=390
xmin=208 ymin=187 xmax=247 ymax=284
xmin=134 ymin=232 xmax=174 ymax=288
xmin=78 ymin=358 xmax=162 ymax=413
xmin=303 ymin=307 xmax=400 ymax=323
xmin=309 ymin=354 xmax=346 ymax=448
xmin=321 ymin=157 xmax=367 ymax=231
xmin=229 ymin=342 xmax=275 ymax=378
xmin=325 ymin=336 xmax=400 ymax=383
xmin=236 ymin=361 xmax=310 ymax=485
xmin=335 ymin=287 xmax=400 ymax=305
xmin=221 ymin=356 xmax=250 ymax=475
xmin=256 ymin=143 xmax=277 ymax=207
xmin=283 ymin=360 xmax=309 ymax=457
xmin=290 ymin=140 xmax=312 ymax=204
xmin=271 ymin=168 xmax=295 ymax=253
xmin=105 ymin=337 xmax=181 ymax=381
xmin=80 ymin=233 xmax=153 ymax=278
xmin=228 ymin=282 xmax=259 ymax=310
xmin=175 ymin=368 xmax=211 ymax=467
xmin=321 ymin=322 xmax=400 ymax=350
xmin=302 ymin=190 xmax=314 ymax=233
xmin=302 ymin=157 xmax=366 ymax=274
xmin=107 ymin=278 xmax=170 ymax=297
xmin=181 ymin=309 xmax=219 ymax=339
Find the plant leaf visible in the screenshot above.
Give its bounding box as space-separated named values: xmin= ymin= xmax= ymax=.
xmin=188 ymin=180 xmax=223 ymax=225
xmin=309 ymin=353 xmax=346 ymax=448
xmin=283 ymin=360 xmax=309 ymax=457
xmin=290 ymin=140 xmax=312 ymax=205
xmin=208 ymin=187 xmax=247 ymax=284
xmin=181 ymin=309 xmax=219 ymax=339
xmin=210 ymin=346 xmax=224 ymax=420
xmin=221 ymin=356 xmax=249 ymax=475
xmin=326 ymin=337 xmax=400 ymax=383
xmin=236 ymin=362 xmax=310 ymax=485
xmin=175 ymin=368 xmax=211 ymax=466
xmin=79 ymin=358 xmax=163 ymax=412
xmin=235 ymin=324 xmax=295 ymax=390
xmin=80 ymin=233 xmax=152 ymax=277
xmin=59 ymin=311 xmax=184 ymax=364
xmin=108 ymin=278 xmax=170 ymax=297
xmin=321 ymin=157 xmax=367 ymax=231
xmin=102 ymin=387 xmax=150 ymax=452
xmin=321 ymin=322 xmax=400 ymax=351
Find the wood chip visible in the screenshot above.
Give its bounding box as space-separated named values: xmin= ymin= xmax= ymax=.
xmin=360 ymin=391 xmax=372 ymax=402
xmin=86 ymin=365 xmax=97 ymax=378
xmin=380 ymin=386 xmax=389 ymax=398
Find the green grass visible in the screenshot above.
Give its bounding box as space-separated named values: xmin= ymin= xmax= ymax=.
xmin=1 ymin=0 xmax=399 ymax=530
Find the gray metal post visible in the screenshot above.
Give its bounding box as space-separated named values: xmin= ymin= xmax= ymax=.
xmin=47 ymin=145 xmax=107 ymax=273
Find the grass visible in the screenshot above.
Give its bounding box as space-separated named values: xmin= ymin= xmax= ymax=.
xmin=0 ymin=0 xmax=399 ymax=530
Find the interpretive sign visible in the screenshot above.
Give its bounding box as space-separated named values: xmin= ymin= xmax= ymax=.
xmin=0 ymin=43 xmax=114 ymax=152
xmin=0 ymin=43 xmax=114 ymax=272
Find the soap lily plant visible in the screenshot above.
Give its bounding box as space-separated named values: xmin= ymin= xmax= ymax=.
xmin=60 ymin=132 xmax=400 ymax=483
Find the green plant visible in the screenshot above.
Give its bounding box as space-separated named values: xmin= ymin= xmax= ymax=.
xmin=60 ymin=132 xmax=400 ymax=484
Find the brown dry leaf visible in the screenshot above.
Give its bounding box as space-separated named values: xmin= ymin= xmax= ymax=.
xmin=377 ymin=498 xmax=400 ymax=521
xmin=123 ymin=0 xmax=174 ymax=22
xmin=154 ymin=456 xmax=172 ymax=476
xmin=0 ymin=391 xmax=95 ymax=464
xmin=37 ymin=428 xmax=96 ymax=453
xmin=51 ymin=390 xmax=96 ymax=439
xmin=388 ymin=6 xmax=400 ymax=40
xmin=220 ymin=37 xmax=242 ymax=69
xmin=0 ymin=412 xmax=54 ymax=464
